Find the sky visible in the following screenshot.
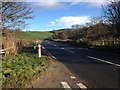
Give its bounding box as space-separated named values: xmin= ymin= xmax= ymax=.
xmin=23 ymin=0 xmax=111 ymax=31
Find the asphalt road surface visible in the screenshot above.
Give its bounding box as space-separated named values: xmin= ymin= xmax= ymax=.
xmin=42 ymin=40 xmax=120 ymax=88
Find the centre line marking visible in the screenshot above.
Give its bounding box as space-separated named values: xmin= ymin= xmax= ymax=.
xmin=70 ymin=76 xmax=76 ymax=79
xmin=61 ymin=47 xmax=75 ymax=53
xmin=65 ymin=49 xmax=75 ymax=53
xmin=61 ymin=82 xmax=72 ymax=90
xmin=46 ymin=41 xmax=50 ymax=43
xmin=76 ymin=83 xmax=87 ymax=89
xmin=61 ymin=47 xmax=65 ymax=49
xmin=88 ymin=56 xmax=120 ymax=67
xmin=53 ymin=44 xmax=57 ymax=46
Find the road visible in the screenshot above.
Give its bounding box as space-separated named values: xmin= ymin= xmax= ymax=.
xmin=42 ymin=40 xmax=120 ymax=88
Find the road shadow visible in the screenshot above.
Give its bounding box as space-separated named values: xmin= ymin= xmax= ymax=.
xmin=20 ymin=46 xmax=37 ymax=53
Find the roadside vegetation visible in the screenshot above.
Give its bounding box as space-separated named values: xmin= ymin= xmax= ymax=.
xmin=2 ymin=46 xmax=51 ymax=88
xmin=2 ymin=28 xmax=53 ymax=88
xmin=1 ymin=2 xmax=53 ymax=88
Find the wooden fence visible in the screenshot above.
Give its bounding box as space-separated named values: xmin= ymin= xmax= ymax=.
xmin=0 ymin=46 xmax=14 ymax=55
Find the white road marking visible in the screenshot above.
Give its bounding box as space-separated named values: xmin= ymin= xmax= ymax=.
xmin=76 ymin=83 xmax=87 ymax=89
xmin=88 ymin=56 xmax=120 ymax=67
xmin=42 ymin=46 xmax=45 ymax=49
xmin=61 ymin=47 xmax=75 ymax=53
xmin=53 ymin=44 xmax=57 ymax=46
xmin=52 ymin=56 xmax=56 ymax=59
xmin=61 ymin=47 xmax=65 ymax=49
xmin=70 ymin=76 xmax=76 ymax=79
xmin=65 ymin=49 xmax=75 ymax=53
xmin=61 ymin=82 xmax=72 ymax=90
xmin=42 ymin=46 xmax=56 ymax=59
xmin=46 ymin=41 xmax=50 ymax=43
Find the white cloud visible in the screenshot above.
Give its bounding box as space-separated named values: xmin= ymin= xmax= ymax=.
xmin=26 ymin=0 xmax=120 ymax=10
xmin=6 ymin=0 xmax=119 ymax=7
xmin=27 ymin=0 xmax=119 ymax=10
xmin=69 ymin=0 xmax=110 ymax=7
xmin=85 ymin=0 xmax=109 ymax=7
xmin=69 ymin=0 xmax=120 ymax=7
xmin=49 ymin=16 xmax=91 ymax=27
xmin=30 ymin=0 xmax=63 ymax=10
xmin=27 ymin=0 xmax=111 ymax=10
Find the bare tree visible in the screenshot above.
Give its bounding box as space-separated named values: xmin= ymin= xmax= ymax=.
xmin=90 ymin=16 xmax=103 ymax=25
xmin=1 ymin=2 xmax=33 ymax=29
xmin=103 ymin=1 xmax=120 ymax=37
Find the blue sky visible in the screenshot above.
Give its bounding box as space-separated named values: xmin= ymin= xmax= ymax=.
xmin=24 ymin=0 xmax=109 ymax=31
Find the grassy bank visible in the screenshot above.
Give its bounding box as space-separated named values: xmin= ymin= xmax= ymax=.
xmin=17 ymin=31 xmax=53 ymax=40
xmin=2 ymin=47 xmax=51 ymax=88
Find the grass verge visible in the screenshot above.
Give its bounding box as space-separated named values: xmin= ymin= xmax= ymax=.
xmin=2 ymin=47 xmax=51 ymax=88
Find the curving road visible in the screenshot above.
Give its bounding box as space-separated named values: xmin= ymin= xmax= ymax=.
xmin=42 ymin=40 xmax=120 ymax=88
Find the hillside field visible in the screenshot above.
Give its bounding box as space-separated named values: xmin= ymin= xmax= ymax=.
xmin=18 ymin=31 xmax=53 ymax=40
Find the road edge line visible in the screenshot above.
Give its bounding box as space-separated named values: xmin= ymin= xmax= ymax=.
xmin=42 ymin=46 xmax=56 ymax=59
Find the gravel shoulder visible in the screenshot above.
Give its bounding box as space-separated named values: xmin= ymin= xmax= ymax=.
xmin=29 ymin=58 xmax=82 ymax=88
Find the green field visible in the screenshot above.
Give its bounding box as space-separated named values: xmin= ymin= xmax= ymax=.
xmin=19 ymin=31 xmax=53 ymax=40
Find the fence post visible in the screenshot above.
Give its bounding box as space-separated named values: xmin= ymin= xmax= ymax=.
xmin=38 ymin=44 xmax=41 ymax=57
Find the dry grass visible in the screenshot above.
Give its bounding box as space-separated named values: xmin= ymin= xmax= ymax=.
xmin=2 ymin=31 xmax=17 ymax=56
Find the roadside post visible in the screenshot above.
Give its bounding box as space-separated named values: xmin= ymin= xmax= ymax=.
xmin=38 ymin=44 xmax=41 ymax=57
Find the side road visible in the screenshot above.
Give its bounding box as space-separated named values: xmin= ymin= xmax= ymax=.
xmin=29 ymin=58 xmax=87 ymax=89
